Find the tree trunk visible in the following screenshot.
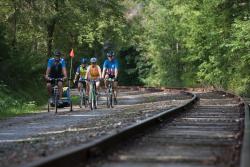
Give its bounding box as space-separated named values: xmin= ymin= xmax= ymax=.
xmin=46 ymin=0 xmax=58 ymax=58
xmin=12 ymin=0 xmax=17 ymax=48
xmin=46 ymin=21 xmax=56 ymax=57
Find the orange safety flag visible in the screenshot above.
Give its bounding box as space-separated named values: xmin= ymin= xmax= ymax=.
xmin=69 ymin=49 xmax=74 ymax=58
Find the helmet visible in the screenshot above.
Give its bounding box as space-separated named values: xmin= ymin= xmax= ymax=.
xmin=107 ymin=51 xmax=115 ymax=57
xmin=54 ymin=50 xmax=61 ymax=56
xmin=90 ymin=57 xmax=97 ymax=63
xmin=81 ymin=58 xmax=88 ymax=64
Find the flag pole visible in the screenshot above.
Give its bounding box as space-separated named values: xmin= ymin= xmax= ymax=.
xmin=68 ymin=48 xmax=74 ymax=112
xmin=69 ymin=48 xmax=74 ymax=88
xmin=69 ymin=57 xmax=73 ymax=88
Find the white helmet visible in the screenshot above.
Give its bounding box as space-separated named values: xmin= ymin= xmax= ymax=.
xmin=90 ymin=57 xmax=97 ymax=63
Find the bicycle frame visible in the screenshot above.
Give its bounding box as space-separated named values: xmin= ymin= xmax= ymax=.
xmin=88 ymin=79 xmax=98 ymax=110
xmin=48 ymin=78 xmax=62 ymax=113
xmin=79 ymin=79 xmax=88 ymax=108
xmin=106 ymin=78 xmax=115 ymax=108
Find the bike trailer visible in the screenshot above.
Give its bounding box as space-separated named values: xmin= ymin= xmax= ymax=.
xmin=62 ymin=87 xmax=71 ymax=107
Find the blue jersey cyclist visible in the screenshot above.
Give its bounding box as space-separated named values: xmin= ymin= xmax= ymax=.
xmin=45 ymin=50 xmax=67 ymax=104
xmin=102 ymin=51 xmax=119 ymax=104
xmin=74 ymin=58 xmax=89 ymax=95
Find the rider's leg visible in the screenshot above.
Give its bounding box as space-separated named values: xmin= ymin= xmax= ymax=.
xmin=86 ymin=81 xmax=91 ymax=96
xmin=114 ymin=81 xmax=118 ymax=97
xmin=86 ymin=82 xmax=89 ymax=96
xmin=78 ymin=82 xmax=82 ymax=93
xmin=58 ymin=81 xmax=63 ymax=99
xmin=47 ymin=82 xmax=52 ymax=97
xmin=96 ymin=81 xmax=101 ymax=94
xmin=114 ymin=81 xmax=118 ymax=104
xmin=104 ymin=74 xmax=109 ymax=88
xmin=104 ymin=74 xmax=109 ymax=94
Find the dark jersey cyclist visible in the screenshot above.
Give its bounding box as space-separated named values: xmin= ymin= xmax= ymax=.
xmin=102 ymin=51 xmax=119 ymax=104
xmin=45 ymin=50 xmax=67 ymax=104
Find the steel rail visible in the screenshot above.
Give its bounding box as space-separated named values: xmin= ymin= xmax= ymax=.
xmin=214 ymin=89 xmax=249 ymax=167
xmin=21 ymin=92 xmax=197 ymax=167
xmin=240 ymin=102 xmax=250 ymax=167
xmin=118 ymin=86 xmax=210 ymax=92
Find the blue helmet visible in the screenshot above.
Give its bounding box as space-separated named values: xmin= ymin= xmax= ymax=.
xmin=107 ymin=51 xmax=115 ymax=57
xmin=81 ymin=58 xmax=88 ymax=64
xmin=54 ymin=50 xmax=62 ymax=56
xmin=90 ymin=57 xmax=97 ymax=63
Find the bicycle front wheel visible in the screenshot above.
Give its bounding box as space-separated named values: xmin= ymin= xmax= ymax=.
xmin=89 ymin=91 xmax=93 ymax=110
xmin=55 ymin=99 xmax=58 ymax=113
xmin=106 ymin=93 xmax=110 ymax=108
xmin=110 ymin=94 xmax=113 ymax=108
xmin=80 ymin=89 xmax=84 ymax=108
xmin=48 ymin=103 xmax=50 ymax=112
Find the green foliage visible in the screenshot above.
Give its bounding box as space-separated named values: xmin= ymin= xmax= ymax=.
xmin=0 ymin=0 xmax=133 ymax=117
xmin=133 ymin=0 xmax=250 ymax=95
xmin=0 ymin=82 xmax=45 ymax=118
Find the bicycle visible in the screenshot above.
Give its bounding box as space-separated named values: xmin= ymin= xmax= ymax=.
xmin=88 ymin=78 xmax=100 ymax=110
xmin=78 ymin=78 xmax=88 ymax=108
xmin=48 ymin=78 xmax=63 ymax=113
xmin=105 ymin=78 xmax=115 ymax=108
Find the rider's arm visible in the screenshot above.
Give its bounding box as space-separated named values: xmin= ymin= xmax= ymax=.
xmin=62 ymin=67 xmax=67 ymax=80
xmin=74 ymin=67 xmax=80 ymax=82
xmin=102 ymin=60 xmax=107 ymax=78
xmin=45 ymin=59 xmax=52 ymax=80
xmin=45 ymin=67 xmax=51 ymax=80
xmin=74 ymin=74 xmax=79 ymax=83
xmin=85 ymin=66 xmax=90 ymax=80
xmin=115 ymin=68 xmax=118 ymax=79
xmin=74 ymin=73 xmax=79 ymax=81
xmin=61 ymin=59 xmax=67 ymax=80
xmin=114 ymin=59 xmax=119 ymax=78
xmin=98 ymin=66 xmax=102 ymax=78
xmin=102 ymin=67 xmax=106 ymax=78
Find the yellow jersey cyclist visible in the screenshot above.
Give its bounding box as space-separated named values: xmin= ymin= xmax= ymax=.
xmin=85 ymin=57 xmax=102 ymax=94
xmin=73 ymin=58 xmax=89 ymax=95
xmin=45 ymin=50 xmax=67 ymax=105
xmin=102 ymin=51 xmax=119 ymax=104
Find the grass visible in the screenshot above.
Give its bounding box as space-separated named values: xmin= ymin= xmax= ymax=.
xmin=0 ymin=82 xmax=46 ymax=118
xmin=0 ymin=86 xmax=84 ymax=118
xmin=71 ymin=95 xmax=80 ymax=105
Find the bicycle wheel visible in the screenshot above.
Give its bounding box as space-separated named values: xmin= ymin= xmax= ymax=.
xmin=93 ymin=84 xmax=97 ymax=109
xmin=48 ymin=103 xmax=50 ymax=112
xmin=110 ymin=93 xmax=113 ymax=108
xmin=83 ymin=89 xmax=87 ymax=108
xmin=80 ymin=89 xmax=83 ymax=108
xmin=94 ymin=94 xmax=97 ymax=109
xmin=89 ymin=88 xmax=93 ymax=110
xmin=55 ymin=90 xmax=58 ymax=113
xmin=106 ymin=91 xmax=110 ymax=108
xmin=85 ymin=94 xmax=88 ymax=108
xmin=70 ymin=101 xmax=73 ymax=112
xmin=109 ymin=86 xmax=113 ymax=108
xmin=55 ymin=98 xmax=58 ymax=113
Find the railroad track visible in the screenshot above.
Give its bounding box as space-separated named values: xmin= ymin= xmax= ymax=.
xmin=21 ymin=90 xmax=249 ymax=167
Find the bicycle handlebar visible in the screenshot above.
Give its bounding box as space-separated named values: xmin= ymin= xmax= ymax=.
xmin=49 ymin=78 xmax=63 ymax=82
xmin=78 ymin=78 xmax=87 ymax=83
xmin=105 ymin=78 xmax=115 ymax=82
xmin=87 ymin=78 xmax=101 ymax=82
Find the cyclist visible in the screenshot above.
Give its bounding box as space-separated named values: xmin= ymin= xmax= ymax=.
xmin=45 ymin=50 xmax=67 ymax=105
xmin=101 ymin=51 xmax=119 ymax=104
xmin=73 ymin=58 xmax=89 ymax=95
xmin=85 ymin=57 xmax=102 ymax=94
